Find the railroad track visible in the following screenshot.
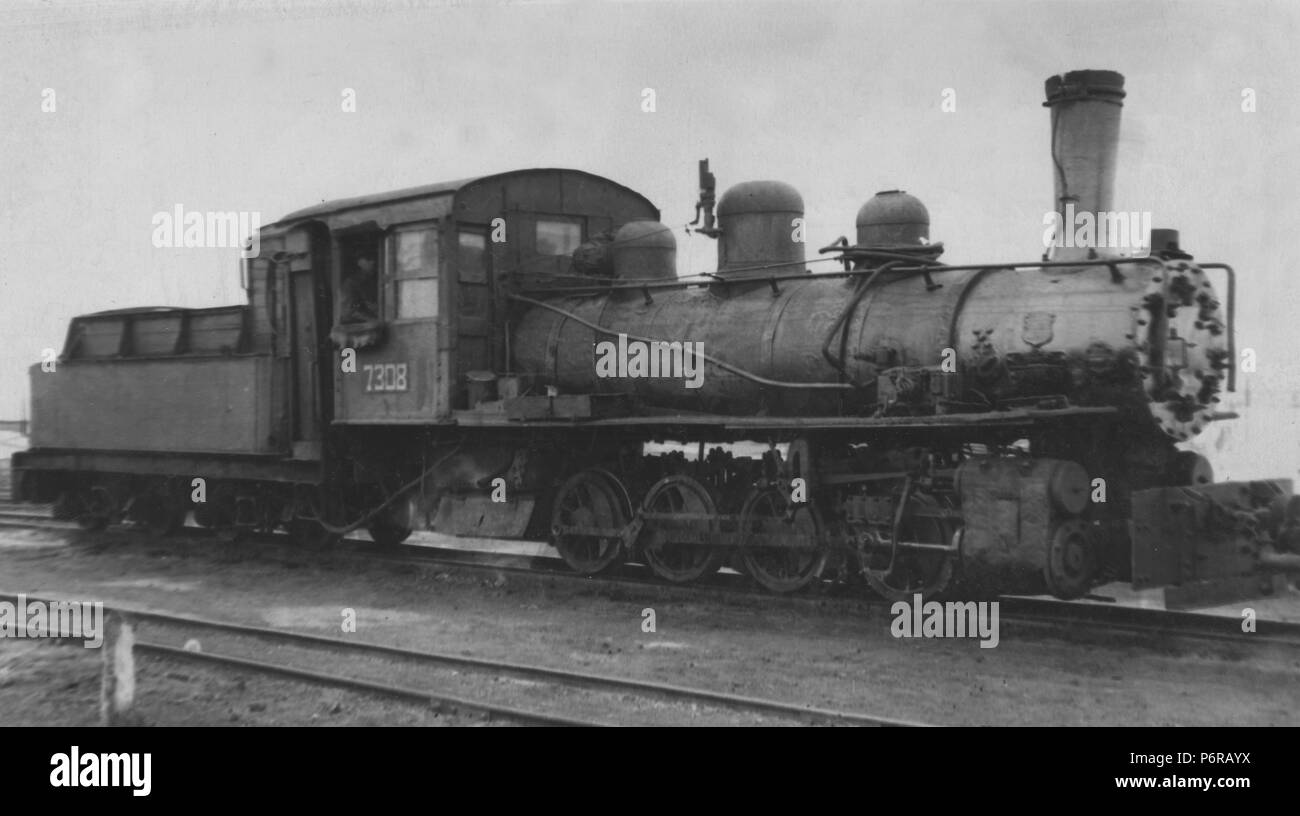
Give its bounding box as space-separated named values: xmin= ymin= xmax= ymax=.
xmin=367 ymin=541 xmax=1300 ymax=650
xmin=998 ymin=595 xmax=1300 ymax=649
xmin=0 ymin=502 xmax=65 ymax=530
xmin=2 ymin=505 xmax=1299 ymax=653
xmin=0 ymin=591 xmax=919 ymax=726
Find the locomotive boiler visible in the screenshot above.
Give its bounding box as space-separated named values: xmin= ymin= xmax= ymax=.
xmin=13 ymin=69 xmax=1300 ymax=604
xmin=514 ymin=71 xmax=1225 ymax=439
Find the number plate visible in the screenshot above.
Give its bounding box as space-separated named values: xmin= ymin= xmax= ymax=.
xmin=363 ymin=362 xmax=409 ymax=392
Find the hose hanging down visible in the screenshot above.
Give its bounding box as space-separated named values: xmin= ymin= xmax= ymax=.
xmin=317 ymin=442 xmax=464 ymax=535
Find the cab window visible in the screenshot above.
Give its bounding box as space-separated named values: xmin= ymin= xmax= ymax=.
xmin=391 ymin=224 xmax=440 ymax=319
xmin=458 ymin=229 xmax=490 ymax=319
xmin=458 ymin=230 xmax=488 ymax=284
xmin=535 ymin=218 xmax=582 ymax=256
xmin=336 ymin=236 xmax=382 ymax=326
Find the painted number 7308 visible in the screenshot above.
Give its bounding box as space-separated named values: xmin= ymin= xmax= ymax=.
xmin=364 ymin=362 xmax=408 ymax=392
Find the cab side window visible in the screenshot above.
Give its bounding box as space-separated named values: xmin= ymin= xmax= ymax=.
xmin=458 ymin=230 xmax=490 ymax=317
xmin=535 ymin=218 xmax=582 ymax=256
xmin=458 ymin=230 xmax=488 ymax=283
xmin=337 ymin=239 xmax=382 ymax=325
xmin=391 ymin=225 xmax=440 ymax=319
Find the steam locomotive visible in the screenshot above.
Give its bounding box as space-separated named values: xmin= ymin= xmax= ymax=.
xmin=14 ymin=69 xmax=1300 ymax=602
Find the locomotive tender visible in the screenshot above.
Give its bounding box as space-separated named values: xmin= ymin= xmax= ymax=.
xmin=15 ymin=69 xmax=1300 ymax=602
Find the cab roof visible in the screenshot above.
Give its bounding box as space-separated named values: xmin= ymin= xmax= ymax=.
xmin=275 ymin=168 xmax=657 ymax=225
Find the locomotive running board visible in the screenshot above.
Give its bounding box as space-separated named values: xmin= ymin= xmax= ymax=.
xmin=453 ymin=405 xmax=1118 ymax=430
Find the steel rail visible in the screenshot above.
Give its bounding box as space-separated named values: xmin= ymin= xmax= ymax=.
xmin=127 ymin=605 xmax=921 ymax=727
xmin=133 ymin=641 xmax=602 ymax=727
xmin=0 ymin=589 xmax=921 ymax=726
xmin=3 ymin=514 xmax=1298 ymax=652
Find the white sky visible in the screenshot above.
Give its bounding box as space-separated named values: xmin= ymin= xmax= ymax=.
xmin=1 ymin=0 xmax=1298 ymax=478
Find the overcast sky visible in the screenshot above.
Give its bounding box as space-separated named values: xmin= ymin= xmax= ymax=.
xmin=1 ymin=0 xmax=1297 ymax=477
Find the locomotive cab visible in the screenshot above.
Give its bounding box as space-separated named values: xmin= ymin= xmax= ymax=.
xmin=262 ymin=169 xmax=659 ymax=428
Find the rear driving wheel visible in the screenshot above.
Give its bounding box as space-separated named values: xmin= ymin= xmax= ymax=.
xmin=550 ymin=469 xmax=631 ymax=574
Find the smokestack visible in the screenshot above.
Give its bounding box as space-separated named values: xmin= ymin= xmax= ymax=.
xmin=1043 ymin=69 xmax=1126 ymax=261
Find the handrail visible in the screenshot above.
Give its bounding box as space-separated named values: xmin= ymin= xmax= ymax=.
xmin=1198 ymin=263 xmax=1237 ymax=393
xmin=515 ymin=254 xmax=1167 ymax=297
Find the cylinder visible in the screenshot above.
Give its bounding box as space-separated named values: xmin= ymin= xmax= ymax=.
xmin=1046 ymin=460 xmax=1091 ymax=514
xmin=1044 ymin=69 xmax=1126 ymax=261
xmin=716 ymin=181 xmax=806 ymax=277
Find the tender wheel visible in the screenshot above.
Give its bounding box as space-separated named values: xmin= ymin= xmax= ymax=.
xmin=131 ymin=493 xmax=187 ymax=537
xmin=52 ymin=491 xmax=76 ymax=521
xmin=216 ymin=526 xmax=249 ymax=544
xmin=74 ymin=486 xmax=114 ymax=531
xmin=859 ymin=492 xmax=956 ymax=601
xmin=737 ymin=486 xmax=827 ymax=593
xmin=194 ymin=484 xmax=236 ymax=533
xmin=1044 ymin=519 xmax=1096 ymax=599
xmin=550 ymin=469 xmax=631 ymax=574
xmin=638 ymin=475 xmax=723 ymax=584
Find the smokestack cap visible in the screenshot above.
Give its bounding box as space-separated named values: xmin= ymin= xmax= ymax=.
xmin=1044 ymin=69 xmax=1126 ymax=106
xmin=856 ymin=190 xmax=930 ymax=247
